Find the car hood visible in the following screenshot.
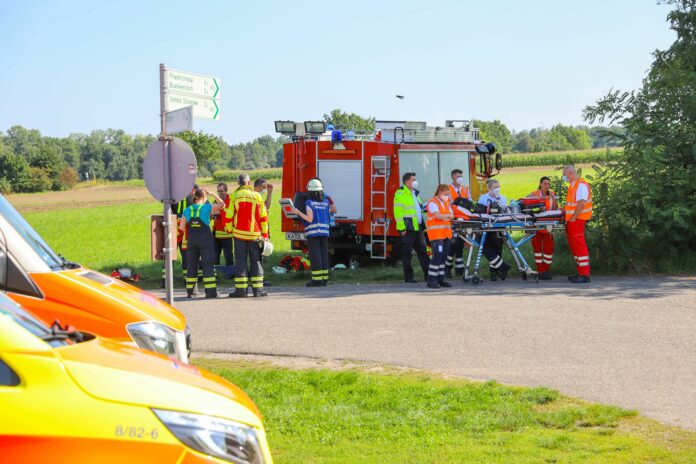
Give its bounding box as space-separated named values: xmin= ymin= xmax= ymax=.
xmin=33 ymin=268 xmax=187 ymax=333
xmin=56 ymin=337 xmax=262 ymax=428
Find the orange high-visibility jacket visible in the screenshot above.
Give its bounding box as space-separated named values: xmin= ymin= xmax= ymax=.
xmin=449 ymin=183 xmax=469 ymax=201
xmin=530 ymin=189 xmax=557 ymax=211
xmin=426 ymin=196 xmax=453 ymax=241
xmin=214 ymin=194 xmax=233 ymax=239
xmin=564 ymin=179 xmax=593 ymax=221
xmin=228 ymin=186 xmax=269 ymax=241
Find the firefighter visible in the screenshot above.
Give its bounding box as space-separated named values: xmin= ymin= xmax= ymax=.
xmin=529 ymin=176 xmax=558 ymax=280
xmin=213 ymin=183 xmax=234 ymax=266
xmin=393 ymin=172 xmax=430 ymax=283
xmin=253 ymin=177 xmax=274 ymax=211
xmin=425 ymin=184 xmax=454 ymax=289
xmin=228 ymin=174 xmax=270 ymax=298
xmin=162 ymin=184 xmax=197 ymax=288
xmin=446 ymin=169 xmax=472 ymax=278
xmin=180 ymin=188 xmax=226 ymax=298
xmin=478 ymin=179 xmax=511 ymax=281
xmin=254 ymin=178 xmax=274 ymax=287
xmin=291 ymin=179 xmax=331 ymax=287
xmin=563 ymin=165 xmax=592 ymax=283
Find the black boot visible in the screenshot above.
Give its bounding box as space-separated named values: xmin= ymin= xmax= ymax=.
xmin=445 ymin=267 xmax=453 ymax=279
xmin=306 ymin=280 xmax=323 ymax=287
xmin=426 ymin=281 xmax=441 ymax=289
xmin=439 ymin=280 xmax=453 ymax=288
xmin=489 ymin=268 xmax=498 ymax=282
xmin=569 ymin=275 xmax=591 ymax=284
xmin=499 ymin=263 xmax=510 ymax=281
xmin=205 ymin=289 xmax=218 ymax=299
xmin=253 ymin=288 xmax=268 ymax=297
xmin=229 ymin=289 xmax=247 ymax=298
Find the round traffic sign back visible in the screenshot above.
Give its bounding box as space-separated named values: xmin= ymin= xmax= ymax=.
xmin=143 ymin=137 xmax=197 ymax=203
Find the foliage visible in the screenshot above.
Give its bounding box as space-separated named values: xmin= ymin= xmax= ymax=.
xmin=58 ymin=167 xmax=79 ymax=190
xmin=503 ymin=148 xmax=622 ymax=168
xmin=582 ymin=0 xmax=696 ymax=271
xmin=474 ymin=119 xmax=513 ymax=153
xmin=512 ymin=124 xmax=593 ymax=152
xmin=212 ymin=168 xmax=282 ymax=183
xmin=323 ymin=108 xmax=376 ymax=132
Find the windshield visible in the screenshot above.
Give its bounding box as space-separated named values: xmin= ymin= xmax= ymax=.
xmin=0 ymin=293 xmax=68 ymax=347
xmin=0 ymin=195 xmax=64 ymax=270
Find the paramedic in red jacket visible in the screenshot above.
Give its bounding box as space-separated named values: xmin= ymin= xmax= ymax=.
xmin=528 ymin=176 xmax=558 ymax=280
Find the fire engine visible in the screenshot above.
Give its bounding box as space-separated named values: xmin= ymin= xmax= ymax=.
xmin=276 ymin=120 xmax=502 ymax=263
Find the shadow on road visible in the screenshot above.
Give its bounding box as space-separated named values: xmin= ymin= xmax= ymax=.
xmin=169 ymin=276 xmax=696 ymax=304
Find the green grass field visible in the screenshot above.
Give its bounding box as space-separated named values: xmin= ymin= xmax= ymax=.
xmin=196 ymin=358 xmax=696 ymax=463
xmin=18 ymin=166 xmax=595 ymax=288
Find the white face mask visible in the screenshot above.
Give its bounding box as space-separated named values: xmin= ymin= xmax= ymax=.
xmin=260 ymin=189 xmax=267 ymax=196
xmin=456 ymin=177 xmax=465 ymax=186
xmin=411 ymin=180 xmax=418 ymax=189
xmin=562 ymin=175 xmax=569 ymax=183
xmin=492 ymin=187 xmax=501 ymax=196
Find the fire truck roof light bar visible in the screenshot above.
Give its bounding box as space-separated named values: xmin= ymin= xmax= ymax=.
xmin=275 ymin=120 xmax=296 ymax=135
xmin=304 ymin=121 xmax=326 ymax=134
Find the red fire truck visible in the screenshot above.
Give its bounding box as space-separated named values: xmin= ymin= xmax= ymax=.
xmin=276 ymin=120 xmax=502 ymax=263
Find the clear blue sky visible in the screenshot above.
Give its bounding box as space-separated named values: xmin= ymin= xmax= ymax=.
xmin=0 ymin=0 xmax=676 ymax=143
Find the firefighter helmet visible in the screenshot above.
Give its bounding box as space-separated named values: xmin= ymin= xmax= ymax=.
xmin=260 ymin=240 xmax=274 ymax=257
xmin=307 ymin=178 xmax=323 ymax=191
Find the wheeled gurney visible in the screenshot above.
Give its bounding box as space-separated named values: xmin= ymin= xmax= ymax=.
xmin=451 ymin=209 xmax=565 ymax=285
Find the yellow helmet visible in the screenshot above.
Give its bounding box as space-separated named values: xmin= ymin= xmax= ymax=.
xmin=307 ymin=178 xmax=323 ymax=191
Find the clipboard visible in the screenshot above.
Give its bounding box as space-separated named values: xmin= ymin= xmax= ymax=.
xmin=279 ymin=198 xmax=299 ymax=219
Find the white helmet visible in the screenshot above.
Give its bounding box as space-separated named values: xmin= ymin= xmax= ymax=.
xmin=261 ymin=240 xmax=274 ymax=257
xmin=307 ymin=179 xmax=323 ymax=191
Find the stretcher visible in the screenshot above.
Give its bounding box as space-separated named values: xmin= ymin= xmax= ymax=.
xmin=451 ymin=208 xmax=566 ymax=285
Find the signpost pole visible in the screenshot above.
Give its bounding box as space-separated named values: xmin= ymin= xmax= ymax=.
xmin=160 ymin=63 xmax=174 ymax=305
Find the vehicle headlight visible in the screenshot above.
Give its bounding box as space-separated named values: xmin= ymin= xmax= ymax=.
xmin=127 ymin=322 xmax=178 ymax=358
xmin=153 ymin=409 xmax=264 ymax=464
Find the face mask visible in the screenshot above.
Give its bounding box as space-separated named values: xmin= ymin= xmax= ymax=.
xmin=493 ymin=187 xmax=501 ymax=195
xmin=260 ymin=190 xmax=267 ymax=196
xmin=456 ymin=177 xmax=465 ymax=186
xmin=562 ymin=175 xmax=568 ymax=183
xmin=411 ymin=180 xmax=418 ymax=189
xmin=439 ymin=194 xmax=449 ymax=201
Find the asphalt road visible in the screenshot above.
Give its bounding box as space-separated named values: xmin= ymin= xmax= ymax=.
xmin=164 ymin=276 xmax=696 ymax=430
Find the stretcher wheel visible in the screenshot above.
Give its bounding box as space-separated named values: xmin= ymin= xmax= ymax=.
xmin=521 ymin=273 xmax=528 ymax=281
xmin=471 ymin=276 xmax=481 ymax=285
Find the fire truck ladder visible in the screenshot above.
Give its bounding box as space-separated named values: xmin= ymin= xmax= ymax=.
xmin=370 ymin=156 xmax=391 ymax=259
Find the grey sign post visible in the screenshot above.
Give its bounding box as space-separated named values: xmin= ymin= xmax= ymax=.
xmin=150 ymin=63 xmax=220 ymax=305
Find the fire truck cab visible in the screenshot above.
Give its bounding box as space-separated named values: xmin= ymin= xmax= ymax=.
xmin=277 ymin=119 xmax=501 ymax=263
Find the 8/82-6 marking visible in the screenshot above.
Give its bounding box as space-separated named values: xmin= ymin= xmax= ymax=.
xmin=115 ymin=425 xmax=160 ymax=440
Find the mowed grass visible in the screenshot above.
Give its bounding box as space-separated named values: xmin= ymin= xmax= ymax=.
xmin=18 ymin=167 xmax=595 ymax=288
xmin=196 ymin=358 xmax=696 ymax=463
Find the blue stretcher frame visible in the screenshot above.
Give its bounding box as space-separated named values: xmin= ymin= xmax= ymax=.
xmin=455 ymin=218 xmax=564 ymax=285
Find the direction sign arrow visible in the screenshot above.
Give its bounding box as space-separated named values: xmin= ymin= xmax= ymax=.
xmin=165 ymin=93 xmax=220 ymax=121
xmin=164 ymin=69 xmax=220 ymax=99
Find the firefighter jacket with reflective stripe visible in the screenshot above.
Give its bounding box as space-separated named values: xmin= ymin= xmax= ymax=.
xmin=425 ymin=196 xmax=453 ymax=241
xmin=393 ymin=186 xmax=424 ymax=232
xmin=213 ymin=194 xmax=233 ymax=239
xmin=449 ymin=183 xmax=470 ymax=201
xmin=228 ymin=186 xmax=269 ymax=241
xmin=530 ymin=189 xmax=557 ymax=211
xmin=564 ymin=179 xmax=593 ymax=221
xmin=303 ymin=199 xmax=331 ymax=237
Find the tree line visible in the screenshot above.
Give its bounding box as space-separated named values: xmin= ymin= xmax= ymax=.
xmin=0 ymin=127 xmax=285 ymax=193
xmin=0 ymin=113 xmax=636 ymax=195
